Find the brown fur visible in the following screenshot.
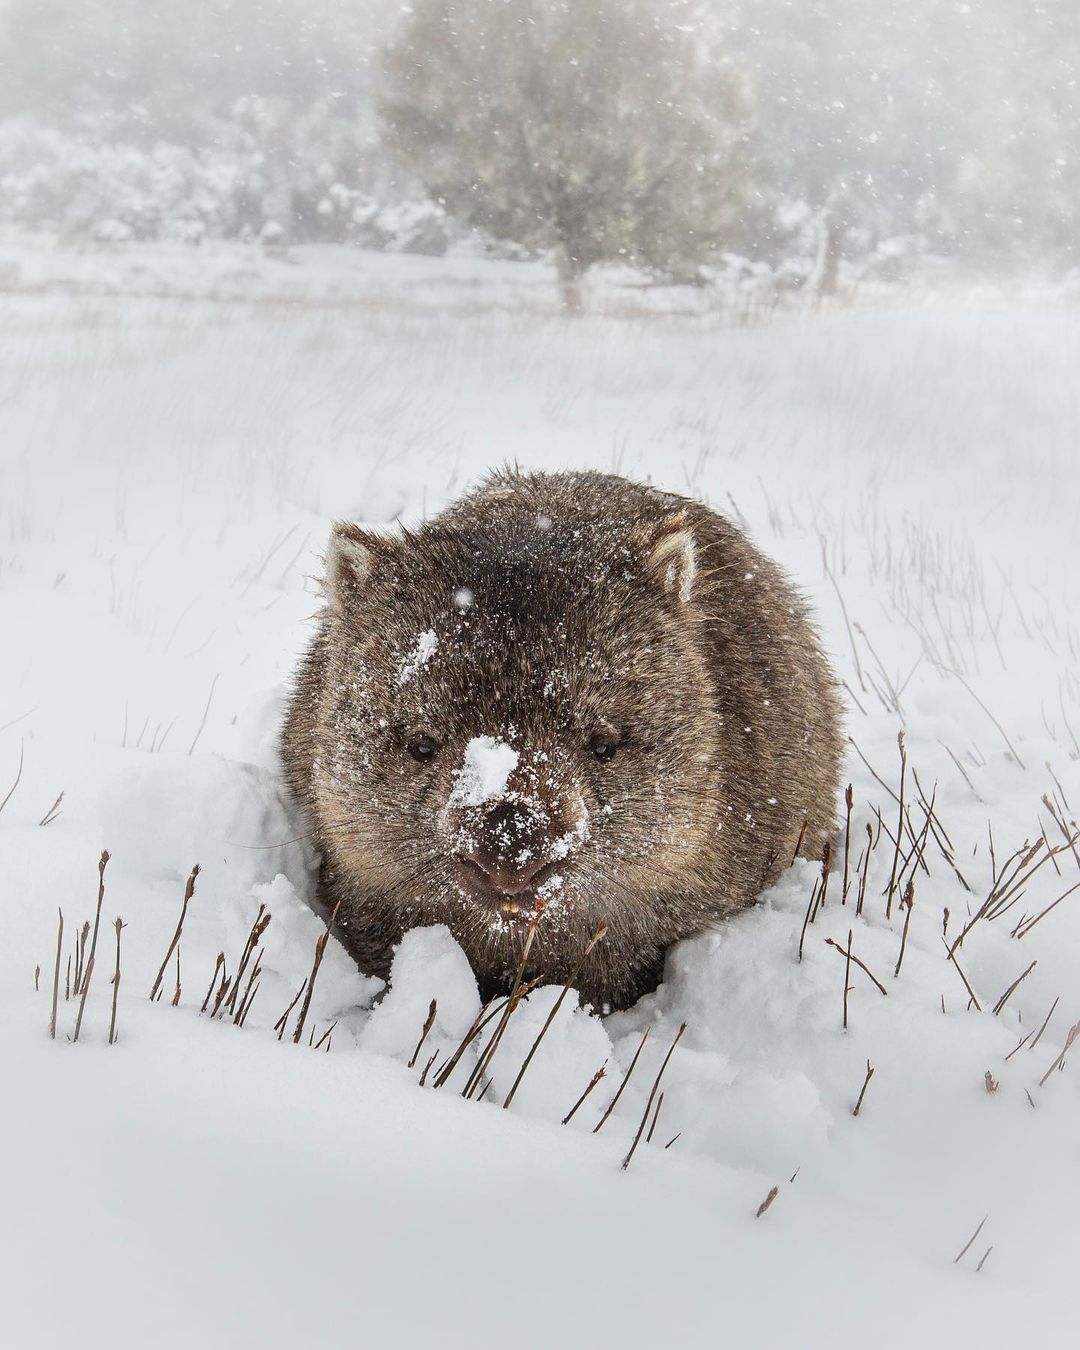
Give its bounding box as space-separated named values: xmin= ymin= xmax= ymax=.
xmin=282 ymin=470 xmax=843 ymax=1011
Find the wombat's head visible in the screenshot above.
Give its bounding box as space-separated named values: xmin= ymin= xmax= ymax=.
xmin=311 ymin=490 xmax=724 ymax=964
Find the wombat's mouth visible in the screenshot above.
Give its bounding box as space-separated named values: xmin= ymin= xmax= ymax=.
xmin=451 ymin=855 xmax=563 ymax=914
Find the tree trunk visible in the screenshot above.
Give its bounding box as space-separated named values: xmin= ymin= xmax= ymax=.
xmin=813 ymin=183 xmax=846 ymax=301
xmin=555 ymin=246 xmax=585 ymax=314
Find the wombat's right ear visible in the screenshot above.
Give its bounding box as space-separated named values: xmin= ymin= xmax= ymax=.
xmin=641 ymin=513 xmax=698 ymax=607
xmin=324 ymin=521 xmax=387 ymax=614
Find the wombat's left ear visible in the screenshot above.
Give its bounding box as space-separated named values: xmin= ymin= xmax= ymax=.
xmin=325 ymin=521 xmax=393 ymax=615
xmin=644 ymin=514 xmax=698 ymax=605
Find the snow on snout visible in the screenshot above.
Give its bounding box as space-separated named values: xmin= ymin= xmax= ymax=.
xmin=449 ymin=735 xmax=520 ymax=807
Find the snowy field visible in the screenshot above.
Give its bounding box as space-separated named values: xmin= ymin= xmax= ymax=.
xmin=1 ymin=241 xmax=1079 ymax=1348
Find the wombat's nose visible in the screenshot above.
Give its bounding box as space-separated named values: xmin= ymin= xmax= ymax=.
xmin=462 ymin=850 xmax=549 ymax=897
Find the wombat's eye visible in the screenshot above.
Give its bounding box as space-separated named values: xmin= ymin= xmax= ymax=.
xmin=407 ymin=734 xmax=439 ymax=764
xmin=589 ymin=733 xmax=619 ymax=763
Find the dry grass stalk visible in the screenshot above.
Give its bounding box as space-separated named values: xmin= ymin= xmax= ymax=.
xmin=896 ymin=788 xmax=935 ymax=891
xmin=594 ymin=1030 xmax=650 ymax=1134
xmin=274 ymin=979 xmax=306 ymax=1041
xmin=950 ymin=668 xmax=1025 ymax=769
xmin=210 ymin=972 xmax=232 ymax=1019
xmin=984 ymin=1069 xmax=999 ymax=1093
xmin=187 ymin=671 xmax=220 ymax=756
xmin=1014 ymin=879 xmax=1080 ymax=939
xmin=49 ymin=908 xmax=64 ymax=1040
xmin=856 ymin=823 xmax=874 ymax=917
xmin=108 ymin=917 xmax=124 ymax=1045
xmin=502 ymin=922 xmax=607 ymax=1110
xmin=621 ymin=1022 xmax=686 ymax=1171
xmin=171 ymin=947 xmax=182 ymax=1007
xmin=418 ymin=1051 xmax=440 ymax=1087
xmin=0 ymin=739 xmax=24 ymax=816
xmin=73 ymin=850 xmax=110 ymax=1044
xmin=74 ymin=921 xmax=89 ymax=1000
xmin=1029 ymin=996 xmax=1059 ymax=1053
xmin=976 ymin=1247 xmax=993 ymax=1273
xmin=408 ymin=999 xmax=438 ymax=1070
xmin=885 ymin=733 xmax=907 ymax=919
xmin=825 ymin=937 xmax=888 ymax=996
xmin=226 ymin=903 xmax=270 ymax=1017
xmin=201 ymin=953 xmax=225 ymax=1014
xmin=645 ymin=1091 xmax=665 ymax=1145
xmin=65 ymin=955 xmax=71 ymax=1002
xmin=942 ymin=938 xmax=982 ymax=1012
xmin=853 ymin=1059 xmax=875 ymax=1116
xmin=842 ymin=785 xmax=854 ymax=902
xmin=38 ymin=790 xmax=64 ymax=827
xmin=462 ymin=901 xmax=545 ymax=1100
xmin=665 ymin=1133 xmax=681 ymax=1149
xmin=314 ymin=1021 xmax=337 ymax=1051
xmin=894 ymin=879 xmax=915 ymax=978
xmin=798 ymin=875 xmax=822 ymax=961
xmin=1039 ymin=1020 xmax=1080 ymax=1088
xmin=34 ymin=964 xmax=40 ymax=991
xmin=992 ymin=960 xmax=1037 ymax=1015
xmin=233 ymin=951 xmax=263 ymax=1026
xmin=755 ymin=1186 xmax=780 ymax=1219
xmin=791 ymin=818 xmax=808 ymax=866
xmin=815 ymin=841 xmax=832 ymax=916
xmin=562 ymin=1063 xmax=607 ymax=1125
xmin=150 ymin=863 xmax=200 ymax=1002
xmin=1042 ymin=795 xmax=1080 ymax=871
xmin=1005 ymin=1031 xmax=1032 ymax=1061
xmin=913 ymin=767 xmax=972 ymax=892
xmin=293 ymin=899 xmax=341 ymax=1046
xmin=953 ymin=1215 xmax=989 ymax=1264
xmin=433 ymin=984 xmax=537 ymax=1090
xmin=843 ymin=927 xmax=852 ymax=1030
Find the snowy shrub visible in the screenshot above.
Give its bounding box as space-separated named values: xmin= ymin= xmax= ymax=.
xmin=0 ymin=118 xmax=457 ymax=252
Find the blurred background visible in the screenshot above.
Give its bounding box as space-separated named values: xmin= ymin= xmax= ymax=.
xmin=2 ymin=0 xmax=1078 ymax=301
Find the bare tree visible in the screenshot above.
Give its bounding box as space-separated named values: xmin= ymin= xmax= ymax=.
xmin=380 ymin=0 xmax=754 ymax=310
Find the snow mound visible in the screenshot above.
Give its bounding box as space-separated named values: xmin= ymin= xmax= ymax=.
xmin=361 ymin=925 xmax=481 ymax=1062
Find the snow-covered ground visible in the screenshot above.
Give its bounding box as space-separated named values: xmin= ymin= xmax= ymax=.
xmin=1 ymin=241 xmax=1078 ymax=1348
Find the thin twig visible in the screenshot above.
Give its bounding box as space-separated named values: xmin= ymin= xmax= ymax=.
xmin=293 ymin=900 xmax=341 ymax=1045
xmin=201 ymin=954 xmax=226 ymax=1014
xmin=150 ymin=864 xmax=200 ymax=1002
xmin=49 ymin=909 xmax=63 ymax=1039
xmin=408 ymin=999 xmax=438 ymax=1070
xmin=621 ymin=1023 xmax=686 ymax=1171
xmin=992 ymin=961 xmax=1037 ymax=1016
xmin=108 ymin=917 xmax=125 ymax=1045
xmin=503 ymin=923 xmax=607 ymax=1110
xmin=594 ymin=1030 xmax=650 ymax=1134
xmin=562 ymin=1063 xmax=607 ymax=1126
xmin=953 ymin=1215 xmax=989 ymax=1264
xmin=942 ymin=938 xmax=982 ymax=1012
xmin=825 ymin=937 xmax=888 ymax=996
xmin=73 ymin=851 xmax=109 ymax=1044
xmin=894 ymin=879 xmax=915 ymax=978
xmin=852 ymin=1059 xmax=875 ymax=1116
xmin=1039 ymin=1020 xmax=1080 ymax=1088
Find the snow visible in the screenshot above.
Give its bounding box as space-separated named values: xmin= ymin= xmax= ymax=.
xmin=449 ymin=735 xmax=520 ymax=807
xmin=396 ymin=627 xmax=438 ymax=686
xmin=1 ymin=242 xmax=1078 ymax=1348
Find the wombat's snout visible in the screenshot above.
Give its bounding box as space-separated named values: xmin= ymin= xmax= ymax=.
xmin=450 ymin=796 xmax=581 ymax=909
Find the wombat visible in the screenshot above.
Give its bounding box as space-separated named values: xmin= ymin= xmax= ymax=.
xmin=283 ymin=470 xmax=843 ymax=1011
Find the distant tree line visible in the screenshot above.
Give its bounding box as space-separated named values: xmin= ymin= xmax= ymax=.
xmin=1 ymin=0 xmax=1078 ymax=304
